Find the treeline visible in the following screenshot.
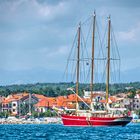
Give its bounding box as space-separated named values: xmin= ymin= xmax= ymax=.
xmin=0 ymin=82 xmax=140 ymax=97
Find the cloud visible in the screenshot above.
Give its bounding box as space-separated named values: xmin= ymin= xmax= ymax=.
xmin=0 ymin=0 xmax=71 ymax=30
xmin=37 ymin=1 xmax=68 ymax=20
xmin=0 ymin=0 xmax=140 ymax=85
xmin=117 ymin=22 xmax=140 ymax=42
xmin=95 ymin=0 xmax=140 ymax=8
xmin=118 ymin=30 xmax=135 ymax=41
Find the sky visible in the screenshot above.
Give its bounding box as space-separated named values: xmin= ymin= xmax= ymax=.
xmin=0 ymin=0 xmax=140 ymax=85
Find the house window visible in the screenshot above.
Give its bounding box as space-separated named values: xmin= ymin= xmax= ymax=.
xmin=9 ymin=103 xmax=12 ymax=108
xmin=13 ymin=103 xmax=16 ymax=107
xmin=41 ymin=108 xmax=43 ymax=113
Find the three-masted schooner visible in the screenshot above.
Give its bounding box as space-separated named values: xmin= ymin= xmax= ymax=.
xmin=60 ymin=12 xmax=132 ymax=126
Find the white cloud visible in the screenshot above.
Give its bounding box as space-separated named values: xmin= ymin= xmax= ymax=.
xmin=0 ymin=0 xmax=69 ymax=23
xmin=118 ymin=30 xmax=135 ymax=41
xmin=117 ymin=22 xmax=140 ymax=42
xmin=37 ymin=2 xmax=67 ymax=18
xmin=0 ymin=0 xmax=140 ymax=84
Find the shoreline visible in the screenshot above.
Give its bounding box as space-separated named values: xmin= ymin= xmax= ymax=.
xmin=0 ymin=117 xmax=62 ymax=124
xmin=1 ymin=118 xmax=140 ymax=125
xmin=131 ymin=119 xmax=140 ymax=123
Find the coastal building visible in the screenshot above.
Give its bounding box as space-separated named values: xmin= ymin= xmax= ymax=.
xmin=123 ymin=98 xmax=131 ymax=110
xmin=130 ymin=94 xmax=140 ymax=110
xmin=34 ymin=94 xmax=91 ymax=112
xmin=83 ymin=90 xmax=105 ymax=99
xmin=116 ymin=93 xmax=128 ymax=98
xmin=34 ymin=97 xmax=56 ymax=113
xmin=1 ymin=91 xmax=139 ymax=116
xmin=32 ymin=94 xmax=47 ymax=101
xmin=1 ymin=93 xmax=38 ymax=116
xmin=100 ymin=96 xmax=125 ymax=108
xmin=0 ymin=96 xmax=5 ymax=112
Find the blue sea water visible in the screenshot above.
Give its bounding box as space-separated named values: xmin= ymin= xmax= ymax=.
xmin=0 ymin=123 xmax=140 ymax=140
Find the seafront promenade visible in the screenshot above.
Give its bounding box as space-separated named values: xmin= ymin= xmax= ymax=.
xmin=0 ymin=117 xmax=62 ymax=124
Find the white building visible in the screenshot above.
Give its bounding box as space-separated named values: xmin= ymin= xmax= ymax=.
xmin=83 ymin=90 xmax=105 ymax=99
xmin=130 ymin=94 xmax=140 ymax=110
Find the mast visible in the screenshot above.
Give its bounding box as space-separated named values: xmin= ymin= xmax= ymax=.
xmin=106 ymin=16 xmax=111 ymax=104
xmin=76 ymin=23 xmax=81 ymax=112
xmin=90 ymin=11 xmax=96 ymax=110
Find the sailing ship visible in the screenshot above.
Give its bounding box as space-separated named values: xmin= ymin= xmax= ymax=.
xmin=60 ymin=12 xmax=132 ymax=126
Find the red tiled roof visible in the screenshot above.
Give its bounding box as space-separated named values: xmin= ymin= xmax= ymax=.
xmin=99 ymin=96 xmax=123 ymax=104
xmin=2 ymin=92 xmax=29 ymax=104
xmin=34 ymin=94 xmax=91 ymax=109
xmin=32 ymin=94 xmax=47 ymax=100
xmin=34 ymin=99 xmax=49 ymax=107
xmin=34 ymin=97 xmax=57 ymax=107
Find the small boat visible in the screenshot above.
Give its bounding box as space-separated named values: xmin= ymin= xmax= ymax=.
xmin=60 ymin=12 xmax=132 ymax=127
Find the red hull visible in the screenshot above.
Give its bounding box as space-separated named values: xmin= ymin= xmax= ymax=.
xmin=61 ymin=114 xmax=132 ymax=126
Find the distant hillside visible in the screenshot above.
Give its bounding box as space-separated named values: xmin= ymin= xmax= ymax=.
xmin=0 ymin=82 xmax=140 ymax=97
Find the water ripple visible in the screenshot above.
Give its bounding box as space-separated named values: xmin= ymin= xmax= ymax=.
xmin=0 ymin=123 xmax=139 ymax=140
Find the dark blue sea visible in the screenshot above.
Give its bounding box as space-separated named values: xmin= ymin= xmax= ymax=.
xmin=0 ymin=123 xmax=140 ymax=140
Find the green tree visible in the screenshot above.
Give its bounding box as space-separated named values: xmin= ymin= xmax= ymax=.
xmin=127 ymin=90 xmax=136 ymax=99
